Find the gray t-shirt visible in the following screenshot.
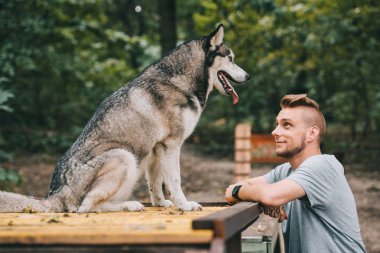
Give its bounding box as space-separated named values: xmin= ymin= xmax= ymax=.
xmin=265 ymin=154 xmax=366 ymax=253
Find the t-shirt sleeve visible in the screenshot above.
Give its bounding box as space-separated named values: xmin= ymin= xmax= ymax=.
xmin=287 ymin=158 xmax=337 ymax=208
xmin=264 ymin=164 xmax=289 ymax=183
xmin=264 ymin=169 xmax=276 ymax=183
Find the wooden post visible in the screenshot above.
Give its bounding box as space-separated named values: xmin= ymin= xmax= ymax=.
xmin=234 ymin=123 xmax=252 ymax=182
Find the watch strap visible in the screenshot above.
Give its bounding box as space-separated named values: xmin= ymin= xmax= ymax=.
xmin=232 ymin=185 xmax=242 ymax=201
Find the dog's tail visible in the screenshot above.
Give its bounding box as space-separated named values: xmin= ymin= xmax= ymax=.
xmin=0 ymin=191 xmax=58 ymax=212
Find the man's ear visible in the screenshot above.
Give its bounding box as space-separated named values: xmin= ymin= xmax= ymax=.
xmin=307 ymin=126 xmax=320 ymax=143
xmin=208 ymin=24 xmax=224 ymax=50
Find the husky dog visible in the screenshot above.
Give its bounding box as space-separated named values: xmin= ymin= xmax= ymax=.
xmin=0 ymin=24 xmax=249 ymax=212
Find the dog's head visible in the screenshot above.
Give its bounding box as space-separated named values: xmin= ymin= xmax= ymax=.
xmin=206 ymin=24 xmax=250 ymax=104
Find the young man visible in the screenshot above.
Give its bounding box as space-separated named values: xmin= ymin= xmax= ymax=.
xmin=225 ymin=94 xmax=366 ymax=252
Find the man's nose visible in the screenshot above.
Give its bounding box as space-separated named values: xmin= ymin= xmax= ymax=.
xmin=272 ymin=127 xmax=279 ymax=137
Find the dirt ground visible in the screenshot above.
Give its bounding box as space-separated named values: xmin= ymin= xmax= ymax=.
xmin=4 ymin=144 xmax=380 ymax=253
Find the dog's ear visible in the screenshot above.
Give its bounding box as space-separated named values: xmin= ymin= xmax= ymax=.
xmin=208 ymin=24 xmax=224 ymax=50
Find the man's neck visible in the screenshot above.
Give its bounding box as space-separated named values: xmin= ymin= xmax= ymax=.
xmin=289 ymin=147 xmax=322 ymax=169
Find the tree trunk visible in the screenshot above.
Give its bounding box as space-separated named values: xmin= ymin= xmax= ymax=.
xmin=114 ymin=0 xmax=144 ymax=69
xmin=158 ymin=0 xmax=176 ymax=57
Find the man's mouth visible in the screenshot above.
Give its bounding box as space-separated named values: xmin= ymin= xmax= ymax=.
xmin=217 ymin=71 xmax=239 ymax=104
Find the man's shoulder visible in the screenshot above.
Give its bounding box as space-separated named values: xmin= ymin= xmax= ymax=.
xmin=274 ymin=162 xmax=292 ymax=176
xmin=301 ymin=154 xmax=339 ymax=168
xmin=276 ymin=162 xmax=292 ymax=170
xmin=298 ymin=154 xmax=343 ymax=176
xmin=265 ymin=162 xmax=292 ymax=183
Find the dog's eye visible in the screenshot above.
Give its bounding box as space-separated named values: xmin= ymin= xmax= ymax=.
xmin=228 ymin=56 xmax=233 ymax=62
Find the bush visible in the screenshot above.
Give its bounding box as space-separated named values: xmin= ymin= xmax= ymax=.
xmin=0 ymin=167 xmax=21 ymax=191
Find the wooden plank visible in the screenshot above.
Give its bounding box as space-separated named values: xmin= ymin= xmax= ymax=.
xmin=234 ymin=163 xmax=251 ymax=175
xmin=234 ymin=123 xmax=251 ymax=138
xmin=242 ymin=214 xmax=279 ymax=241
xmin=235 ymin=139 xmax=251 ymax=150
xmin=0 ymin=244 xmax=212 ymax=253
xmin=235 ymin=151 xmax=251 ymax=163
xmin=192 ymin=202 xmax=260 ymax=240
xmin=0 ymin=207 xmax=226 ymax=245
xmin=242 ymin=214 xmax=280 ymax=253
xmin=235 ymin=123 xmax=253 ymax=183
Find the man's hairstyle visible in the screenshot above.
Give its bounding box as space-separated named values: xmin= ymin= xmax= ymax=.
xmin=280 ymin=94 xmax=326 ymax=143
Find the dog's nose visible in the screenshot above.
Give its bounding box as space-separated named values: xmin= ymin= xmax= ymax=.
xmin=246 ymin=74 xmax=251 ymax=80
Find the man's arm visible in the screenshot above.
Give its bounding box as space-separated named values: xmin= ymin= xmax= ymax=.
xmin=241 ymin=179 xmax=305 ymax=206
xmin=226 ymin=178 xmax=305 ymax=207
xmin=224 ymin=175 xmax=270 ymax=204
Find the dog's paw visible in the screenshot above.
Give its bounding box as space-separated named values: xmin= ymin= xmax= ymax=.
xmin=123 ymin=201 xmax=145 ymax=211
xmin=178 ymin=201 xmax=203 ymax=211
xmin=154 ymin=199 xmax=174 ymax=208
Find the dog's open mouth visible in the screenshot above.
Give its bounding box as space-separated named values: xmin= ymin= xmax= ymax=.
xmin=217 ymin=71 xmax=239 ymax=104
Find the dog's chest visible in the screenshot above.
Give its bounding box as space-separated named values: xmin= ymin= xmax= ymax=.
xmin=182 ymin=108 xmax=201 ymax=139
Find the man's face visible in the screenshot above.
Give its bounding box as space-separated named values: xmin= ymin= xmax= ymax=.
xmin=272 ymin=107 xmax=309 ymax=159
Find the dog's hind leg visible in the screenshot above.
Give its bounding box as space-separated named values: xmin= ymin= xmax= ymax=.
xmin=77 ymin=149 xmax=144 ymax=213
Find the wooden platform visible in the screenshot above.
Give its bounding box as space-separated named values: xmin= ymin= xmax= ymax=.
xmin=0 ymin=202 xmax=261 ymax=253
xmin=0 ymin=206 xmax=224 ymax=245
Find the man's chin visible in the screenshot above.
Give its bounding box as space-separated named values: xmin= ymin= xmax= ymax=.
xmin=276 ymin=151 xmax=292 ymax=159
xmin=276 ymin=145 xmax=305 ymax=159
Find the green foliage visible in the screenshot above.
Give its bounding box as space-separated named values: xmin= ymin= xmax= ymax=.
xmin=193 ymin=0 xmax=380 ymax=151
xmin=0 ymin=132 xmax=20 ymax=192
xmin=0 ymin=167 xmax=21 ymax=191
xmin=0 ymin=0 xmax=379 ymax=163
xmin=0 ymin=89 xmax=13 ymax=112
xmin=0 ymin=0 xmax=159 ymax=153
xmin=0 ymin=87 xmax=15 ymax=182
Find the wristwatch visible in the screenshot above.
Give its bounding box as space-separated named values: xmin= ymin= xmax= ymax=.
xmin=232 ymin=185 xmax=242 ymax=201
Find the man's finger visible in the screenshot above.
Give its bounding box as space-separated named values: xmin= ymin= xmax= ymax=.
xmin=274 ymin=208 xmax=280 ymax=218
xmin=270 ymin=208 xmax=275 ymax=217
xmin=278 ymin=209 xmax=288 ymax=223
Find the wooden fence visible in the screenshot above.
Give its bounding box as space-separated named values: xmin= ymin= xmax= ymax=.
xmin=234 ymin=123 xmax=285 ymax=182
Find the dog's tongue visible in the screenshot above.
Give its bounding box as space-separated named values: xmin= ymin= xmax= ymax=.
xmin=224 ymin=76 xmax=239 ymax=104
xmin=220 ymin=72 xmax=239 ymax=104
xmin=231 ymin=89 xmax=239 ymax=104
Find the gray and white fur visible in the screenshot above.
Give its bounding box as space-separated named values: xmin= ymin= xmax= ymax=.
xmin=0 ymin=24 xmax=249 ymax=212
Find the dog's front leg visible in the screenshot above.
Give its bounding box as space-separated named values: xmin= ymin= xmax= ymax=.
xmin=160 ymin=145 xmax=202 ymax=211
xmin=146 ymin=158 xmax=174 ymax=208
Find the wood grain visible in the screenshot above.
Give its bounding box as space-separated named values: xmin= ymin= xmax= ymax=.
xmin=0 ymin=206 xmax=226 ymax=245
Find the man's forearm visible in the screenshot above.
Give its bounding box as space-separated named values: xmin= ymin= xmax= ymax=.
xmin=226 ymin=177 xmax=273 ymax=205
xmin=238 ymin=184 xmax=267 ymax=203
xmin=237 ymin=179 xmax=306 ymax=206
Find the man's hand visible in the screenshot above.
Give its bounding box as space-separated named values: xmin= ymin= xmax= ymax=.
xmin=260 ymin=204 xmax=288 ymax=223
xmin=225 ymin=184 xmax=239 ymax=204
xmin=225 ymin=180 xmax=253 ymax=204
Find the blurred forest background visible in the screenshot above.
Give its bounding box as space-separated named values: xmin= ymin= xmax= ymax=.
xmin=1 ymin=0 xmax=380 ymax=187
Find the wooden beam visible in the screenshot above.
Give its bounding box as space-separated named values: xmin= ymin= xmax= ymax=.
xmin=192 ymin=202 xmax=260 ymax=240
